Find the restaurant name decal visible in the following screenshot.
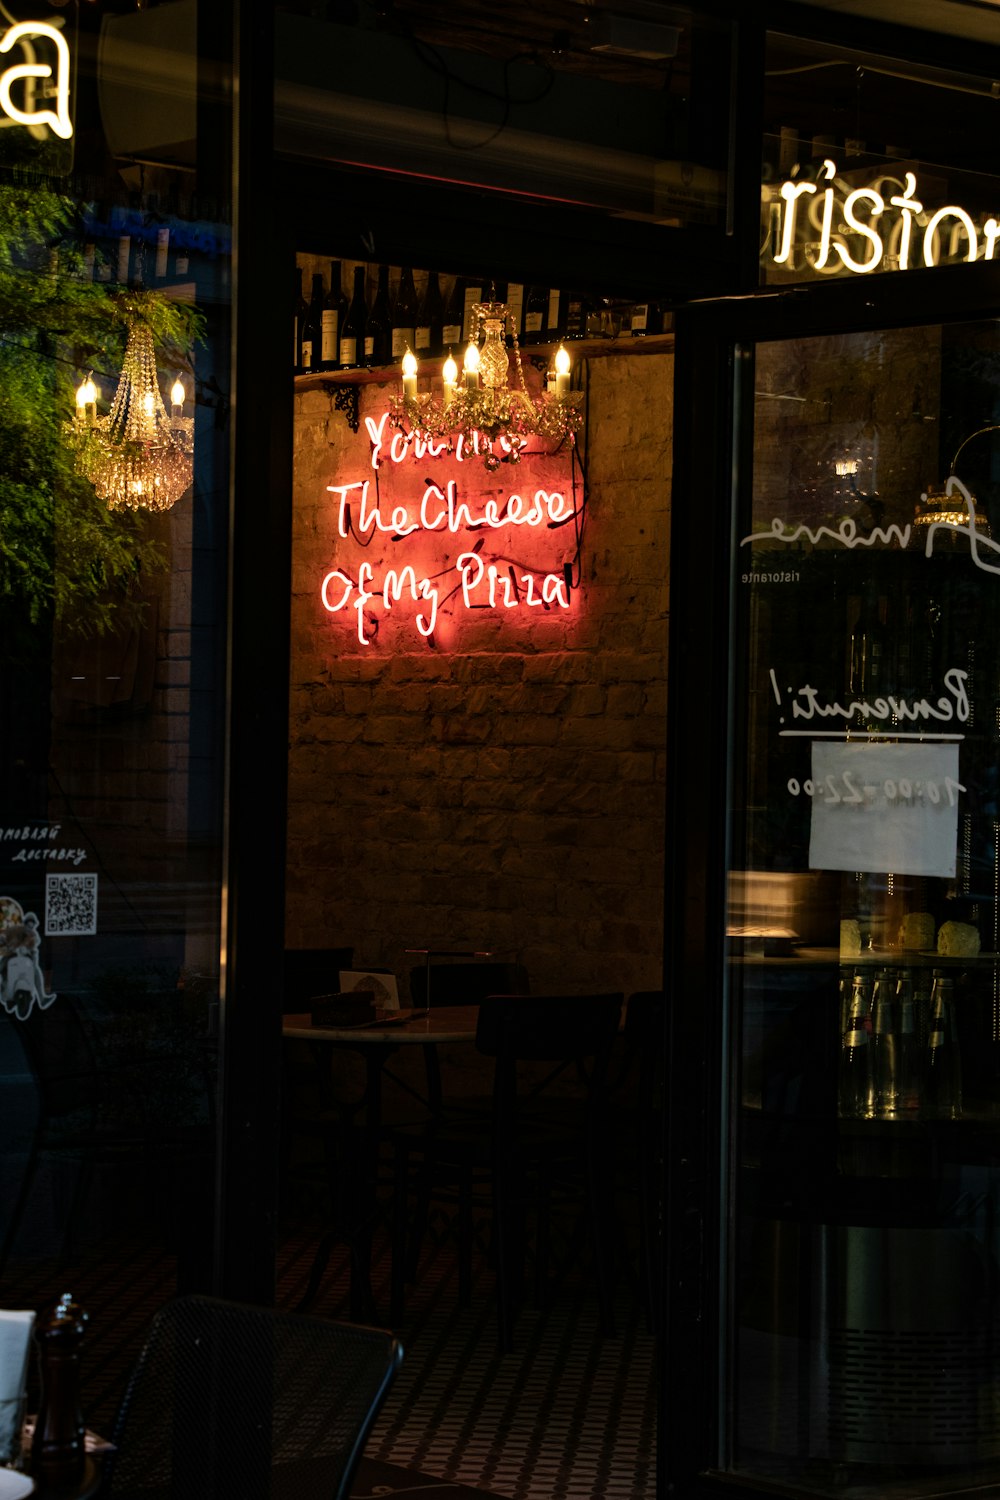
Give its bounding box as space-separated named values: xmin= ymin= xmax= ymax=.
xmin=321 ymin=410 xmax=575 ymax=646
xmin=766 ymin=160 xmax=1000 ymax=275
xmin=0 ymin=22 xmax=72 ymax=139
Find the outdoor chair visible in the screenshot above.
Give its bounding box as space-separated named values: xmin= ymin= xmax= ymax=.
xmin=100 ymin=1293 xmax=402 ymax=1499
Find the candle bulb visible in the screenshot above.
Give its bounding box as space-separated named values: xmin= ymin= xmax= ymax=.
xmin=463 ymin=340 xmax=480 ymax=392
xmin=555 ymin=344 xmax=571 ymax=398
xmin=170 ymin=377 xmax=185 ymax=420
xmin=442 ymin=352 xmax=458 ymax=410
xmin=76 ymin=374 xmax=97 ymax=426
xmin=402 ymin=347 xmax=418 ymax=401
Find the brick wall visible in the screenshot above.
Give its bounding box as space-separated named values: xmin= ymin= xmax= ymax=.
xmin=288 ymin=345 xmax=672 ymax=1003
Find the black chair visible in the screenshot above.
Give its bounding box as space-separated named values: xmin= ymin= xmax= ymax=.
xmin=101 ymin=1294 xmax=402 ymax=1500
xmin=0 ymin=996 xmax=213 ymax=1275
xmin=283 ymin=948 xmax=354 ymax=1012
xmin=390 ymin=991 xmax=623 ymax=1351
xmin=611 ymin=989 xmax=666 ymax=1333
xmin=408 ymin=960 xmax=529 ymax=1116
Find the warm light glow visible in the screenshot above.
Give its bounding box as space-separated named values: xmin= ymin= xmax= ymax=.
xmin=170 ymin=378 xmax=185 ymax=408
xmin=142 ymin=392 xmax=155 ymax=417
xmin=0 ymin=21 xmax=72 ymax=139
xmin=835 ymin=459 xmax=859 ymax=477
xmin=769 ymin=160 xmax=1000 ymax=276
xmin=555 ymin=345 xmax=571 ymax=377
xmin=76 ymin=379 xmax=88 ymax=409
xmin=401 ymin=349 xmax=418 ymax=379
xmin=442 ymin=353 xmax=458 ymax=385
xmin=463 ymin=342 xmax=481 ymax=392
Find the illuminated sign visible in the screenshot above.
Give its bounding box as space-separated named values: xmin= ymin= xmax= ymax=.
xmin=320 ymin=407 xmax=577 ymax=645
xmin=0 ymin=21 xmax=72 ymax=140
xmin=765 ymin=160 xmax=1000 ymax=276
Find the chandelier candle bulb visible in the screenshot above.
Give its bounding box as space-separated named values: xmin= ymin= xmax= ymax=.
xmin=170 ymin=378 xmax=185 ymax=419
xmin=463 ymin=341 xmax=480 ymax=392
xmin=402 ymin=348 xmax=418 ymax=401
xmin=442 ymin=352 xmax=458 ymax=409
xmin=554 ymin=344 xmax=571 ymax=397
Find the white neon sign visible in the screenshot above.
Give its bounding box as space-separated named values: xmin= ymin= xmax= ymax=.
xmin=767 ymin=160 xmax=1000 ymax=276
xmin=321 ymin=409 xmax=576 ymax=645
xmin=0 ymin=21 xmax=72 ymax=140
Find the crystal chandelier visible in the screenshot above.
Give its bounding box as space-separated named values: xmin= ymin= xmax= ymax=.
xmin=66 ymin=313 xmax=194 ymax=512
xmin=390 ymin=297 xmax=581 ymax=472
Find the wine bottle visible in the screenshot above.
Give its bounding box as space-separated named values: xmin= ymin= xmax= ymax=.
xmin=300 ymin=271 xmax=324 ymax=373
xmin=924 ymin=970 xmax=963 ymax=1119
xmin=564 ymin=290 xmax=587 ymax=340
xmin=849 ymin=584 xmax=886 ymax=698
xmin=415 ymin=270 xmax=443 ymax=359
xmin=293 ymin=267 xmax=308 ymax=373
xmin=364 ymin=263 xmax=392 ymax=366
xmin=523 ymin=285 xmax=546 ymax=345
xmin=462 ymin=277 xmax=483 ymax=344
xmin=546 ymin=287 xmax=564 ymax=341
xmin=339 ymin=264 xmax=366 ymax=370
xmin=838 ymin=973 xmax=874 ymax=1118
xmin=631 ymin=302 xmax=651 ymax=337
xmin=871 ymin=969 xmax=898 ymax=1117
xmin=505 ymin=282 xmax=525 ymax=344
xmin=391 ymin=265 xmax=418 ymax=361
xmin=441 ymin=275 xmax=464 ymax=354
xmin=321 ymin=259 xmax=347 ymax=371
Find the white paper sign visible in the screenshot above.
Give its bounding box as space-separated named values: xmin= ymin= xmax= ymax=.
xmin=807 ymin=741 xmax=961 ymax=877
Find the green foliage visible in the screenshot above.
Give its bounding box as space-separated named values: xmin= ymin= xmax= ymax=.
xmin=0 ymin=174 xmax=203 ymax=651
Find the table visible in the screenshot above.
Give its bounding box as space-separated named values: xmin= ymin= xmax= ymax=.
xmin=281 ymin=1007 xmax=479 ymax=1320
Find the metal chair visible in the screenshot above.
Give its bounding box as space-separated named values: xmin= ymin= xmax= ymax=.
xmin=390 ymin=992 xmax=623 ymax=1351
xmin=101 ymin=1294 xmax=402 ymax=1499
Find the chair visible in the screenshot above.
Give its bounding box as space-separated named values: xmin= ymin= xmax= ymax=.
xmin=101 ymin=1294 xmax=403 ymax=1500
xmin=611 ymin=990 xmax=666 ymax=1333
xmin=389 ymin=992 xmax=623 ymax=1352
xmin=0 ymin=995 xmax=213 ymax=1275
xmin=283 ymin=948 xmax=354 ymax=1012
xmin=408 ymin=960 xmax=529 ymax=1116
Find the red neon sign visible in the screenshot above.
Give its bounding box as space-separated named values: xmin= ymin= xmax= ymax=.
xmin=320 ymin=405 xmax=579 ymax=646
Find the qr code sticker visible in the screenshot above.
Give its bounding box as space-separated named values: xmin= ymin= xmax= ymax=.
xmin=45 ymin=873 xmax=98 ymax=936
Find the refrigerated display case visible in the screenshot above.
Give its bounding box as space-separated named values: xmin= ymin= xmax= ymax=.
xmin=666 ymin=300 xmax=1000 ymax=1498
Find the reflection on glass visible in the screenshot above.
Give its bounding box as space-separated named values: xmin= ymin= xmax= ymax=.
xmin=727 ymin=322 xmax=1000 ymax=1494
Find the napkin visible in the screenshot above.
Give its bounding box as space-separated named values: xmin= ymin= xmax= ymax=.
xmin=0 ymin=1310 xmax=34 ymax=1465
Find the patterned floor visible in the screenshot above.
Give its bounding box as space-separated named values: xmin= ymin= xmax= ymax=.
xmin=2 ymin=1212 xmax=657 ymax=1500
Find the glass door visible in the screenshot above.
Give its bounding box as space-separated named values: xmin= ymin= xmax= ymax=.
xmin=726 ymin=314 xmax=1000 ymax=1496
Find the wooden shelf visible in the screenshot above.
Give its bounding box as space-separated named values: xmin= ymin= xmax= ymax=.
xmin=293 ymin=331 xmax=675 ymax=392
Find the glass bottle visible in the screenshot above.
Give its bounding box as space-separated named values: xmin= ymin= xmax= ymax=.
xmin=293 ymin=266 xmax=308 ymax=373
xmin=523 ymin=285 xmax=546 ymax=345
xmin=871 ymin=969 xmax=898 ymax=1117
xmin=838 ymin=972 xmax=874 ymax=1118
xmin=415 ymin=270 xmax=443 ymax=359
xmin=364 ymin=264 xmax=392 ymax=366
xmin=391 ymin=265 xmax=417 ymax=361
xmin=924 ymin=970 xmax=963 ymax=1119
xmin=895 ymin=970 xmax=921 ymax=1114
xmin=441 ymin=275 xmax=464 ymax=352
xmin=320 ymin=259 xmax=347 ymax=371
xmin=32 ymin=1294 xmax=88 ymax=1487
xmin=300 ymin=271 xmax=324 ymax=373
xmin=339 ymin=264 xmax=366 ymax=370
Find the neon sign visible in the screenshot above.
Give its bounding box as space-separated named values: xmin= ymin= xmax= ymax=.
xmin=765 ymin=160 xmax=1000 ymax=277
xmin=320 ymin=406 xmax=577 ymax=646
xmin=0 ymin=22 xmax=72 ymax=140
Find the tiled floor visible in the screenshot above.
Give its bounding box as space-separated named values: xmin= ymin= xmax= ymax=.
xmin=2 ymin=1213 xmax=657 ymax=1500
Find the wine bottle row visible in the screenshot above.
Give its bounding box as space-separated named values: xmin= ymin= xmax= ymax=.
xmin=293 ymin=261 xmax=670 ymax=375
xmin=838 ymin=967 xmax=962 ymax=1121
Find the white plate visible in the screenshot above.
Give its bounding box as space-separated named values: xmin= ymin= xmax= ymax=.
xmin=0 ymin=1471 xmax=33 ymax=1499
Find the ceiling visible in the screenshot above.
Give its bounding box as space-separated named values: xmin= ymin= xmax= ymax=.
xmin=786 ymin=0 xmax=1000 ymax=45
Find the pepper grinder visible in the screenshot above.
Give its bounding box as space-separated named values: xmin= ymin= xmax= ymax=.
xmin=33 ymin=1293 xmax=88 ymax=1487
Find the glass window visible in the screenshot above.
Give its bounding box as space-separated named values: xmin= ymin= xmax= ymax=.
xmin=0 ymin=0 xmax=230 ymax=1377
xmin=726 ymin=318 xmax=1000 ymax=1493
xmin=761 ymin=33 xmax=1000 ymax=283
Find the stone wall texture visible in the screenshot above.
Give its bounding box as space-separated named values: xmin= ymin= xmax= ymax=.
xmin=288 ymin=345 xmax=672 ymax=1003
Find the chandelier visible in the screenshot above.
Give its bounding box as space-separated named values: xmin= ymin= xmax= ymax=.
xmin=390 ymin=297 xmax=582 ymax=472
xmin=66 ymin=312 xmax=194 ymax=512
